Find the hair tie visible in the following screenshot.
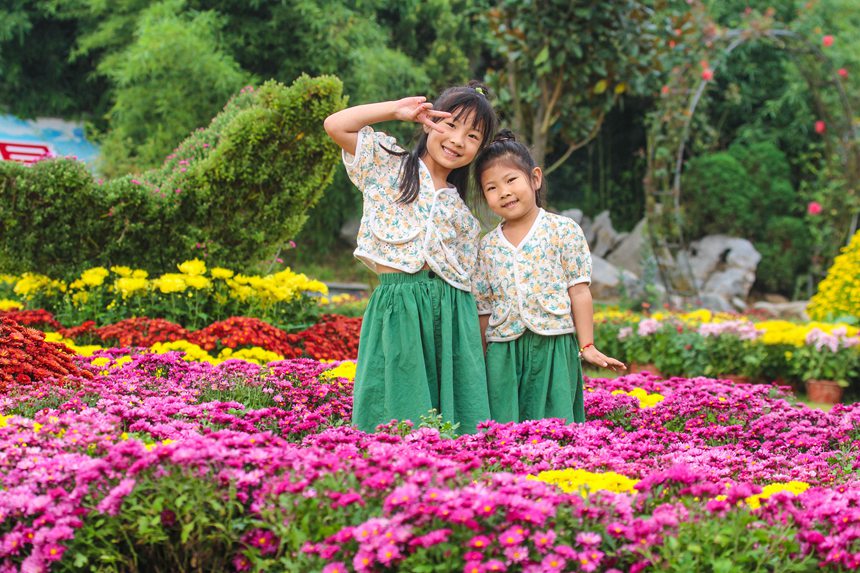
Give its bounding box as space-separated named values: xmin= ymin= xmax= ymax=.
xmin=474 ymin=86 xmax=485 ymax=96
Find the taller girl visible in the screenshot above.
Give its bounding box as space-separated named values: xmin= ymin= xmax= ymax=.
xmin=324 ymin=83 xmax=497 ymax=434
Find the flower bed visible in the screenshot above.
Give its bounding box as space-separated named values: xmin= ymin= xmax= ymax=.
xmin=594 ymin=309 xmax=860 ymax=391
xmin=2 ymin=343 xmax=860 ymax=570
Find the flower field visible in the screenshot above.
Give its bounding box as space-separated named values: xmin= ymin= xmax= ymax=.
xmin=2 ymin=312 xmax=860 ymax=571
xmin=2 ymin=261 xmax=860 ymax=572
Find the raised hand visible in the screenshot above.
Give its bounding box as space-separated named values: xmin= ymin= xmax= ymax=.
xmin=393 ymin=97 xmax=452 ymax=133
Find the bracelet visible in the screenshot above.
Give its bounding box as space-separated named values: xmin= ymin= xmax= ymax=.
xmin=579 ymin=342 xmax=595 ymax=353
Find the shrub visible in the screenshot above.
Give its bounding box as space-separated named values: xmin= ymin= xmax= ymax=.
xmin=681 ymin=152 xmax=757 ymax=239
xmin=808 ymin=229 xmax=860 ymax=322
xmin=0 ymin=75 xmax=346 ymax=276
xmin=754 ymin=216 xmax=812 ymax=295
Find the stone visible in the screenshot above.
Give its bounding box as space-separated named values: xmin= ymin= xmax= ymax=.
xmin=607 ymin=217 xmax=648 ymax=276
xmin=752 ymin=301 xmax=810 ymax=321
xmin=697 ymin=292 xmax=735 ymax=313
xmin=702 ymin=267 xmax=757 ymax=301
xmin=589 ymin=211 xmax=624 ymax=257
xmin=763 ymin=293 xmax=790 ymax=304
xmin=339 ymin=216 xmax=361 ymax=248
xmin=559 ymin=208 xmax=584 ymax=225
xmin=590 ymin=255 xmax=643 ymax=300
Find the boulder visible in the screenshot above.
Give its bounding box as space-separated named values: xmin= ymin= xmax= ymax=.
xmin=607 ymin=217 xmax=648 ymax=276
xmin=589 ymin=211 xmax=625 ymax=257
xmin=339 ymin=216 xmax=361 ymax=248
xmin=752 ymin=301 xmax=810 ymax=321
xmin=590 ymin=255 xmax=643 ymax=300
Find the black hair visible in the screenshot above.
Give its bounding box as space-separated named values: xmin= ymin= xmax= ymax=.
xmin=386 ymin=80 xmax=498 ymax=204
xmin=474 ymin=129 xmax=545 ymax=208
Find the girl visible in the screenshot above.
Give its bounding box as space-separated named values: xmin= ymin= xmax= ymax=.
xmin=473 ymin=130 xmax=626 ymax=424
xmin=323 ymin=82 xmax=497 ymax=434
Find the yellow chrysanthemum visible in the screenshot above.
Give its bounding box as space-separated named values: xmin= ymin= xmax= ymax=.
xmin=114 ymin=277 xmax=149 ymax=298
xmin=153 ymin=274 xmax=187 ymax=294
xmin=79 ymin=267 xmax=110 ymax=287
xmin=218 ymin=346 xmax=283 ymax=365
xmin=132 ymin=269 xmax=148 ymax=279
xmin=44 ymin=332 xmax=104 ymax=356
xmin=808 ymin=230 xmax=860 ymax=321
xmin=755 ymin=320 xmax=858 ymax=347
xmin=13 ymin=273 xmax=66 ymax=298
xmin=528 ymin=469 xmax=639 ymax=496
xmin=612 ymin=387 xmax=665 ymax=408
xmin=745 ymin=481 xmax=810 ymax=509
xmin=321 ymin=361 xmax=357 ymax=382
xmin=0 ymin=299 xmax=23 ymax=311
xmin=211 ymin=267 xmax=235 ymax=280
xmin=150 ymin=340 xmax=218 ymax=364
xmin=110 ymin=266 xmax=134 ymax=277
xmin=183 ymin=275 xmax=211 ymax=290
xmin=177 ymin=258 xmax=207 ymax=276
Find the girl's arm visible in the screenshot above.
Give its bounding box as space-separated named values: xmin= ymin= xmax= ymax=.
xmin=569 ymin=283 xmax=626 ymax=372
xmin=324 ymin=97 xmax=451 ymax=156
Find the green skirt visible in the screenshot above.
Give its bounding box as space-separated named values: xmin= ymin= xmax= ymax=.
xmin=352 ymin=270 xmax=490 ymax=434
xmin=485 ymin=330 xmax=585 ymax=424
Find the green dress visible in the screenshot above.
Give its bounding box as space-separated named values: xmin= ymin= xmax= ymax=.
xmin=352 ymin=270 xmax=491 ymax=434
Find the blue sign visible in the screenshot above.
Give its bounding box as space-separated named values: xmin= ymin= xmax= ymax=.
xmin=0 ymin=114 xmax=99 ymax=166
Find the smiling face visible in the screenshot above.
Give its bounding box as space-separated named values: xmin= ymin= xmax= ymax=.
xmin=480 ymin=159 xmax=542 ymax=223
xmin=422 ymin=108 xmax=485 ymax=172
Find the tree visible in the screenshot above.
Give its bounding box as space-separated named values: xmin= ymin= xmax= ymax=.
xmin=482 ymin=0 xmax=664 ymax=173
xmin=93 ymin=0 xmax=251 ymax=176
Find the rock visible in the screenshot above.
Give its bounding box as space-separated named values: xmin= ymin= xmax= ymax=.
xmin=702 ymin=267 xmax=757 ymax=301
xmin=684 ymin=235 xmax=761 ymax=312
xmin=339 ymin=216 xmax=361 ymax=248
xmin=559 ymin=208 xmax=584 ymax=225
xmin=590 ymin=255 xmax=642 ymax=300
xmin=607 ymin=217 xmax=648 ymax=276
xmin=697 ymin=292 xmax=736 ymax=313
xmin=589 ymin=211 xmax=625 ymax=257
xmin=752 ymin=301 xmax=810 ymax=321
xmin=763 ymin=293 xmax=790 ymax=304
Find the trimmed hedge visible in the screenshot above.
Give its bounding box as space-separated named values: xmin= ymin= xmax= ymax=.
xmin=0 ymin=75 xmax=346 ymax=276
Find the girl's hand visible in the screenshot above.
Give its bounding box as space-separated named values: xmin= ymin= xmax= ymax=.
xmin=393 ymin=97 xmax=451 ymax=133
xmin=581 ymin=346 xmax=627 ymax=373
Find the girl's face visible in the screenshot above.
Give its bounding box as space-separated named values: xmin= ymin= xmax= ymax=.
xmin=423 ymin=108 xmax=485 ymax=172
xmin=480 ymin=160 xmax=542 ymax=223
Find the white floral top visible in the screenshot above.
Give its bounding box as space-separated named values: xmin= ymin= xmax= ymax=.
xmin=474 ymin=209 xmax=592 ymax=342
xmin=342 ymin=126 xmax=481 ymax=291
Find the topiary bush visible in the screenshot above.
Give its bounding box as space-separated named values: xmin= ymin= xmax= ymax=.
xmin=0 ymin=75 xmax=346 ymax=276
xmin=754 ymin=216 xmax=812 ymax=296
xmin=681 ymin=151 xmax=758 ymax=238
xmin=807 ymin=229 xmax=860 ymax=322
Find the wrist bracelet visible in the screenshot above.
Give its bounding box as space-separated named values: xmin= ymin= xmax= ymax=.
xmin=580 ymin=342 xmax=594 ymax=353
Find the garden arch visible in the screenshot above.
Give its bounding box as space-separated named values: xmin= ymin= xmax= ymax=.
xmin=644 ymin=17 xmax=858 ymax=302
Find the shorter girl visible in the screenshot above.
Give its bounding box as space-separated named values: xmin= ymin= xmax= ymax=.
xmin=473 ymin=131 xmax=625 ymax=424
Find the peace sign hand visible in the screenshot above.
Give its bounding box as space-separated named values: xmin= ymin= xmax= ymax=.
xmin=393 ymin=96 xmax=451 ymax=133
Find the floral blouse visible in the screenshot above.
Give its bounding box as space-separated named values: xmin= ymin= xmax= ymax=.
xmin=342 ymin=126 xmax=481 ymax=292
xmin=474 ymin=209 xmax=592 ymax=342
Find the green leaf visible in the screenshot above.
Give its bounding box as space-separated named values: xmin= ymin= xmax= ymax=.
xmin=534 ymin=45 xmax=549 ymax=66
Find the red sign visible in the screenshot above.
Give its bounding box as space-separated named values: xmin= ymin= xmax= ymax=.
xmin=0 ymin=141 xmax=53 ymax=163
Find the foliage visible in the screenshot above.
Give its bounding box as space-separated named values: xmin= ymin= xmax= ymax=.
xmin=95 ymin=0 xmax=251 ymax=176
xmin=0 ymin=1 xmax=106 ymax=118
xmin=0 ymin=76 xmax=345 ymax=275
xmin=808 ymin=229 xmax=860 ymax=322
xmin=482 ymin=0 xmax=665 ymax=172
xmin=681 ymin=151 xmax=758 ymax=238
xmin=756 ymin=216 xmax=813 ymax=296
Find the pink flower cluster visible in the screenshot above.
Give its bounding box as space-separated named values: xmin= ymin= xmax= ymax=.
xmin=2 ymin=352 xmax=860 ymax=570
